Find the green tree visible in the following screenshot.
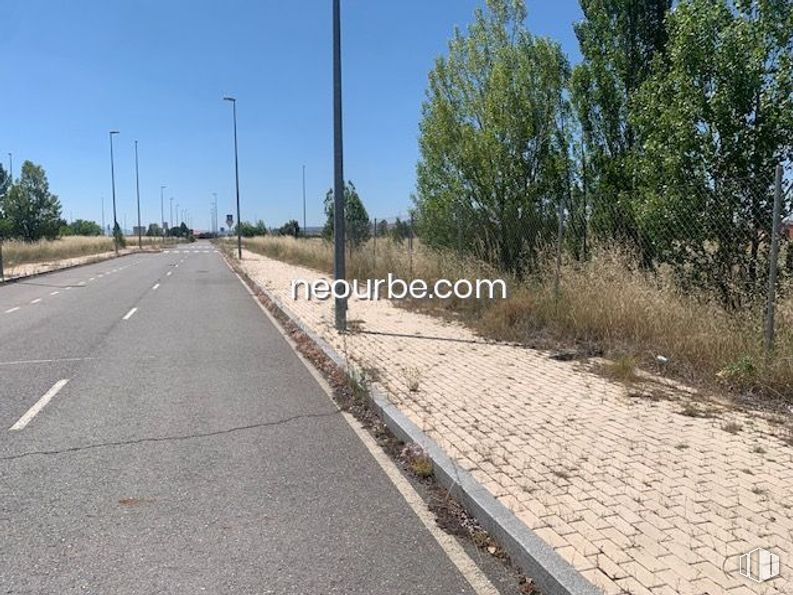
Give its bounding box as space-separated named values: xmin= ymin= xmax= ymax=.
xmin=0 ymin=164 xmax=9 ymax=201
xmin=389 ymin=217 xmax=412 ymax=243
xmin=414 ymin=0 xmax=571 ymax=274
xmin=236 ymin=220 xmax=267 ymax=238
xmin=323 ymin=181 xmax=371 ymax=247
xmin=69 ymin=219 xmax=103 ymax=236
xmin=632 ymin=0 xmax=793 ymax=306
xmin=2 ymin=161 xmax=62 ymax=241
xmin=278 ymin=219 xmax=300 ymax=237
xmin=146 ymin=223 xmax=162 ymax=237
xmin=113 ymin=222 xmax=126 ymax=248
xmin=570 ymin=0 xmax=672 ymax=256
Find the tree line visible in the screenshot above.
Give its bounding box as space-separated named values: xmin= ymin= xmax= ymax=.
xmin=412 ymin=0 xmax=792 ymax=307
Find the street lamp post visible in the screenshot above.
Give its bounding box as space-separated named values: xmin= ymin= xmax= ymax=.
xmin=109 ymin=131 xmax=120 ymax=256
xmin=223 ymin=96 xmax=242 ymax=260
xmin=161 ymin=185 xmax=167 ymax=243
xmin=134 ymin=140 xmax=142 ymax=250
xmin=212 ymin=193 xmax=218 ymax=235
xmin=332 ymin=0 xmax=347 ymax=331
xmin=170 ymin=197 xmax=174 ymax=231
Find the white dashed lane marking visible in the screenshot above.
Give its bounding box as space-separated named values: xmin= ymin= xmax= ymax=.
xmin=9 ymin=379 xmax=70 ymax=431
xmin=122 ymin=307 xmax=138 ymax=321
xmin=30 ymin=298 xmax=42 ymax=304
xmin=5 ymin=307 xmax=20 ymax=314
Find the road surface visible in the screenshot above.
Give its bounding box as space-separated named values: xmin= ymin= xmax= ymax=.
xmin=0 ymin=242 xmax=484 ymax=594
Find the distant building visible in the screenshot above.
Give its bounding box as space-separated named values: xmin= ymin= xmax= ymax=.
xmin=132 ymin=226 xmax=146 ymax=236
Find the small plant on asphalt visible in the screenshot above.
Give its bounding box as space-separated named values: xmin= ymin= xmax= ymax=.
xmin=401 ymin=443 xmax=433 ymax=478
xmin=345 ymin=370 xmax=370 ymax=404
xmin=411 ymin=454 xmax=433 ymax=478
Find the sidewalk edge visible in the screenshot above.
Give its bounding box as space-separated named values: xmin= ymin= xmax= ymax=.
xmin=232 ymin=257 xmax=602 ymax=595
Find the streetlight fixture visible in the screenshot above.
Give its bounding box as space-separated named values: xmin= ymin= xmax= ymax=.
xmin=223 ymin=95 xmax=242 ymax=259
xmin=108 ymin=130 xmax=120 ymax=256
xmin=332 ymin=0 xmax=347 ymax=331
xmin=134 ymin=140 xmax=142 ymax=250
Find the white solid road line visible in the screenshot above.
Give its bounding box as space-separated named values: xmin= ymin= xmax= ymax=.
xmin=5 ymin=307 xmax=21 ymax=314
xmin=30 ymin=298 xmax=42 ymax=304
xmin=9 ymin=379 xmax=70 ymax=431
xmin=0 ymin=357 xmax=95 ymax=367
xmin=152 ymin=283 xmax=161 ymax=291
xmin=122 ymin=307 xmax=138 ymax=320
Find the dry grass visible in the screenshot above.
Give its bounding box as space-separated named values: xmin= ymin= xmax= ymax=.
xmin=228 ymin=236 xmax=793 ymax=403
xmin=2 ymin=235 xmax=173 ymax=272
xmin=3 ymin=236 xmax=116 ymax=266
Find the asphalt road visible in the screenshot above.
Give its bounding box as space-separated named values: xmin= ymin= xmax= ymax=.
xmin=0 ymin=242 xmax=480 ymax=594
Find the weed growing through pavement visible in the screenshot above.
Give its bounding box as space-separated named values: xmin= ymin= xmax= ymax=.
xmin=722 ymin=421 xmax=742 ymax=434
xmin=403 ymin=367 xmax=422 ymax=393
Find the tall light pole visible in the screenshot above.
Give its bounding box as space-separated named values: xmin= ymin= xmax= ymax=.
xmin=109 ymin=131 xmax=120 ymax=256
xmin=302 ymin=165 xmax=307 ymax=237
xmin=101 ymin=195 xmax=105 ymax=236
xmin=212 ymin=192 xmax=218 ymax=234
xmin=223 ymin=96 xmax=242 ymax=259
xmin=134 ymin=140 xmax=142 ymax=250
xmin=170 ymin=197 xmax=174 ymax=231
xmin=160 ymin=185 xmax=167 ymax=243
xmin=332 ymin=0 xmax=347 ymax=331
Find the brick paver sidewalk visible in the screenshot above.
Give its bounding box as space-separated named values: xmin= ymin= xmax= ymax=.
xmin=239 ymin=250 xmax=792 ymax=595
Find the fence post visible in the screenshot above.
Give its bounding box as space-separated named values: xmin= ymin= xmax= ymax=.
xmin=409 ymin=213 xmax=414 ymax=278
xmin=764 ymin=163 xmax=784 ymax=355
xmin=554 ymin=194 xmax=565 ymax=298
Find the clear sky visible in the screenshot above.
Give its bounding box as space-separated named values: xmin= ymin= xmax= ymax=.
xmin=3 ymin=1 xmax=583 ymax=232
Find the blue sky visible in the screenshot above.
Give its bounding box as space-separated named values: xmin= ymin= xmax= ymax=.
xmin=3 ymin=1 xmax=583 ymax=232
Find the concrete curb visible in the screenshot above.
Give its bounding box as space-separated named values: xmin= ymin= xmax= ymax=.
xmin=233 ymin=257 xmax=601 ymax=595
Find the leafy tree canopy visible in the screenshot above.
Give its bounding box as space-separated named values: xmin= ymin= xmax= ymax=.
xmin=323 ymin=181 xmax=371 ymax=247
xmin=413 ymin=0 xmax=571 ymax=274
xmin=1 ymin=161 xmax=62 ymax=241
xmin=278 ymin=219 xmax=301 ymax=237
